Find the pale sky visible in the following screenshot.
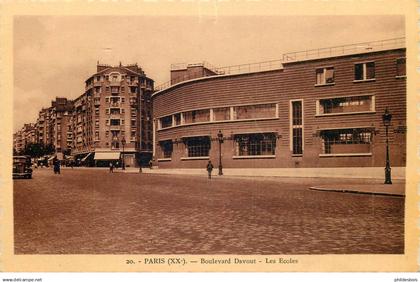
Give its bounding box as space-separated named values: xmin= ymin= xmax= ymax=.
xmin=13 ymin=15 xmax=404 ymax=131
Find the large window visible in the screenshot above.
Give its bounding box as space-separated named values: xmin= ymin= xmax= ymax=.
xmin=320 ymin=128 xmax=372 ymax=155
xmin=110 ymin=97 xmax=120 ymax=106
xmin=110 ymin=119 xmax=120 ymax=126
xmin=160 ymin=140 xmax=173 ymax=159
xmin=160 ymin=115 xmax=173 ymax=129
xmin=318 ymin=95 xmax=373 ymax=115
xmin=213 ymin=107 xmax=230 ymax=121
xmin=291 ymin=100 xmax=303 ymax=155
xmin=354 ymin=62 xmax=375 ymax=81
xmin=174 ymin=113 xmax=182 ymax=126
xmin=234 ymin=133 xmax=276 ymax=156
xmin=233 ymin=103 xmax=277 ymax=120
xmin=184 ymin=109 xmax=210 ymax=124
xmin=316 ymin=67 xmax=335 ymax=85
xmin=110 ymin=108 xmax=120 ymax=115
xmin=396 ymin=58 xmax=406 ymax=77
xmin=184 ymin=136 xmax=210 ymax=157
xmin=111 ymin=86 xmax=119 ymax=94
xmin=156 ymin=102 xmax=278 ymax=131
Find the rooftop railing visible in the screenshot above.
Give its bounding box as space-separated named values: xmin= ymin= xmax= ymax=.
xmin=216 ymin=59 xmax=283 ymax=75
xmin=170 ymin=61 xmax=222 ymax=74
xmin=155 ymin=37 xmax=405 ymax=93
xmin=282 ymin=37 xmax=405 ymax=63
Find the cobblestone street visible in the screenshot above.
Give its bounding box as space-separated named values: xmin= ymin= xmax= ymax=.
xmin=14 ymin=169 xmax=404 ymax=254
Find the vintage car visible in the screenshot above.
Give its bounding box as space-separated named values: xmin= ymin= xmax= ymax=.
xmin=13 ymin=156 xmax=32 ymax=179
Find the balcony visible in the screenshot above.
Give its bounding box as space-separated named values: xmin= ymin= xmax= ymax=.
xmin=130 ymin=98 xmax=138 ymax=106
xmin=110 ymin=81 xmax=120 ymax=87
xmin=110 ymin=125 xmax=121 ymax=131
xmin=110 ymin=102 xmax=120 ymax=107
xmin=127 ymin=80 xmax=139 ymax=86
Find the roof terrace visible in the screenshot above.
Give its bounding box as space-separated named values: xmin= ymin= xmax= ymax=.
xmin=154 ymin=37 xmax=405 ymax=92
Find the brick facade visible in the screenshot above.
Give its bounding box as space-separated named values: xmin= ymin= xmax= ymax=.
xmin=153 ymin=48 xmax=406 ymax=169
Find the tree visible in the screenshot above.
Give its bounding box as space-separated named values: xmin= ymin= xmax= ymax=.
xmin=23 ymin=143 xmax=45 ymax=158
xmin=44 ymin=143 xmax=55 ymax=155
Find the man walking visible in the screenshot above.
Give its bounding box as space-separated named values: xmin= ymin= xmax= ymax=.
xmin=206 ymin=160 xmax=214 ymax=179
xmin=109 ymin=162 xmax=114 ymax=173
xmin=53 ymin=159 xmax=61 ymax=174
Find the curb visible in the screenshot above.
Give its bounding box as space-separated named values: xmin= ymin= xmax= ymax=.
xmin=309 ymin=187 xmax=405 ymax=197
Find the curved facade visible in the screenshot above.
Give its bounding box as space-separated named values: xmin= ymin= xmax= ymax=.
xmin=152 ymin=48 xmax=406 ymax=169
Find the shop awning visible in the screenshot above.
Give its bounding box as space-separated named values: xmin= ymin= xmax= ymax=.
xmin=81 ymin=152 xmax=93 ymax=162
xmin=57 ymin=152 xmax=64 ymax=160
xmin=48 ymin=156 xmax=55 ymax=161
xmin=94 ymin=152 xmax=120 ymax=160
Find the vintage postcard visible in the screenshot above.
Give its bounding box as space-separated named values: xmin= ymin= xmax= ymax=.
xmin=0 ymin=0 xmax=418 ymax=272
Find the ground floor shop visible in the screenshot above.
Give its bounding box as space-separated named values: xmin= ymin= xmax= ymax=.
xmin=73 ymin=149 xmax=152 ymax=167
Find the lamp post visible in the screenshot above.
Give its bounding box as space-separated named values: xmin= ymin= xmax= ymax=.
xmin=217 ymin=130 xmax=224 ymax=176
xmin=382 ymin=108 xmax=392 ymax=184
xmin=121 ymin=136 xmax=126 ymax=170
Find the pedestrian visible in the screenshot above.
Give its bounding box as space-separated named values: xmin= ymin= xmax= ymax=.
xmin=109 ymin=162 xmax=114 ymax=173
xmin=53 ymin=159 xmax=57 ymax=174
xmin=53 ymin=159 xmax=60 ymax=175
xmin=149 ymin=159 xmax=153 ymax=170
xmin=206 ymin=160 xmax=214 ymax=179
xmin=139 ymin=166 xmax=143 ymax=173
xmin=56 ymin=160 xmax=61 ymax=174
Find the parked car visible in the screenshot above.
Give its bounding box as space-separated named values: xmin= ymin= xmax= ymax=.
xmin=13 ymin=156 xmax=32 ymax=179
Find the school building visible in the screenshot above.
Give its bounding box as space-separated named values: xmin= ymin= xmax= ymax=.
xmin=152 ymin=38 xmax=406 ymax=176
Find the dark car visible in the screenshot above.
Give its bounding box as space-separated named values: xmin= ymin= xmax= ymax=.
xmin=13 ymin=156 xmax=32 ymax=179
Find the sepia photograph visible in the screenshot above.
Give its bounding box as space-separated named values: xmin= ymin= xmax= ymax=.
xmin=12 ymin=14 xmax=407 ymax=255
xmin=2 ymin=1 xmax=418 ymax=273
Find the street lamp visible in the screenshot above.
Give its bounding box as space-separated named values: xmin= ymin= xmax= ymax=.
xmin=121 ymin=136 xmax=126 ymax=170
xmin=217 ymin=130 xmax=224 ymax=176
xmin=382 ymin=108 xmax=392 ymax=184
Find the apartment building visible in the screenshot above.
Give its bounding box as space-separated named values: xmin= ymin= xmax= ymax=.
xmin=70 ymin=62 xmax=154 ymax=167
xmin=49 ymin=98 xmax=74 ymax=153
xmin=13 ymin=123 xmax=36 ymax=154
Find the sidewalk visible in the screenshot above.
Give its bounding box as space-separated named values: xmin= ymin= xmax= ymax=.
xmin=61 ymin=166 xmax=406 ymax=196
xmin=309 ymin=183 xmax=405 ymax=197
xmin=119 ymin=167 xmax=406 ymax=180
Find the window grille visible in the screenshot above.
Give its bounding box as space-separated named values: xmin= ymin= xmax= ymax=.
xmin=291 ymin=100 xmax=303 ymax=154
xmin=234 ymin=133 xmax=276 ymax=156
xmin=184 ymin=137 xmax=210 ymax=157
xmin=321 ymin=128 xmax=372 ymax=154
xmin=160 ymin=140 xmax=173 ymax=158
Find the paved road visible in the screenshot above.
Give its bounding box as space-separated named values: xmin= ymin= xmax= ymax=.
xmin=14 ymin=169 xmax=404 ymax=254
